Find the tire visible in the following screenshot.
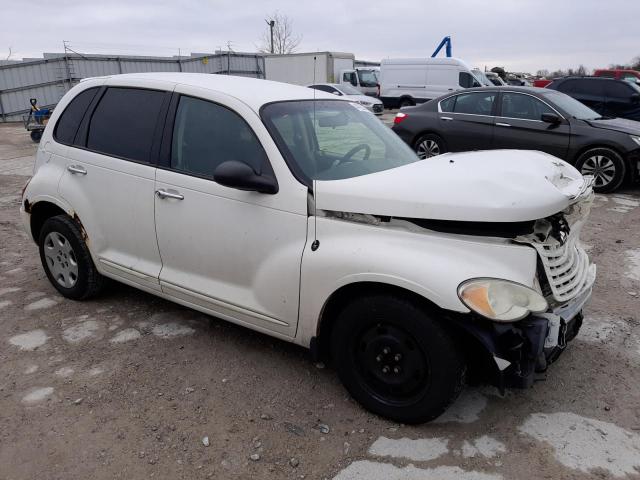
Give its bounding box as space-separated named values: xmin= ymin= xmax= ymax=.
xmin=38 ymin=215 xmax=104 ymax=300
xmin=330 ymin=294 xmax=466 ymax=424
xmin=414 ymin=133 xmax=447 ymax=159
xmin=399 ymin=98 xmax=414 ymax=108
xmin=30 ymin=130 xmax=42 ymax=142
xmin=575 ymin=147 xmax=626 ymax=193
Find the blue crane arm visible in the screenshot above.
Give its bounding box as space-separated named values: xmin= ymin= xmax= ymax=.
xmin=431 ymin=36 xmax=452 ymax=58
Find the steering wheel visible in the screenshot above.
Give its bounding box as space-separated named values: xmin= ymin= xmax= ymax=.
xmin=335 ymin=144 xmax=371 ymax=166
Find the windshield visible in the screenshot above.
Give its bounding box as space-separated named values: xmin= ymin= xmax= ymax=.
xmin=472 ymin=69 xmax=493 ymax=87
xmin=357 ymin=69 xmax=379 ymax=87
xmin=262 ymin=100 xmax=419 ymax=185
xmin=337 ymin=84 xmax=362 ymax=95
xmin=543 ymin=91 xmax=603 ymax=120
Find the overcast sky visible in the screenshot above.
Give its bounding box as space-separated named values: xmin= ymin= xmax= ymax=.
xmin=1 ymin=0 xmax=638 ymax=73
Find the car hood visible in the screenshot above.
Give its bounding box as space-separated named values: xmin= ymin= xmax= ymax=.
xmin=314 ymin=150 xmax=589 ymax=222
xmin=586 ymin=117 xmax=640 ymax=135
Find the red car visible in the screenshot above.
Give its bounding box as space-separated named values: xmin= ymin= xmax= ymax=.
xmin=533 ymin=79 xmax=552 ymax=88
xmin=594 ymin=69 xmax=640 ymax=83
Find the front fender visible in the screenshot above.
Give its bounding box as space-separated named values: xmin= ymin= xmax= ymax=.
xmin=297 ymin=216 xmax=538 ymax=346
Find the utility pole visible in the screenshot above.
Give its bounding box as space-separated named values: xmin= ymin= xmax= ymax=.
xmin=266 ymin=19 xmax=275 ymax=54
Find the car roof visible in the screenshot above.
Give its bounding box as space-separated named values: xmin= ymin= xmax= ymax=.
xmin=455 ymin=86 xmax=549 ymax=94
xmin=554 ymin=76 xmax=621 ymax=82
xmin=100 ymin=72 xmax=335 ymax=112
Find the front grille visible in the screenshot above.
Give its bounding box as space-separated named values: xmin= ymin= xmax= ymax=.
xmin=373 ymin=104 xmax=383 ymax=113
xmin=531 ymin=235 xmax=591 ymax=303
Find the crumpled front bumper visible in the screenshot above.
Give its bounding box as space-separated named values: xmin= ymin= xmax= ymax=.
xmin=451 ymin=267 xmax=595 ymax=391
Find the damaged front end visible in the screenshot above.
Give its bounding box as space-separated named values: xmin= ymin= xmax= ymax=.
xmin=452 ymin=184 xmax=597 ymax=391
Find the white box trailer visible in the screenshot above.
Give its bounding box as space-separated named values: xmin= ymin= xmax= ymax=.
xmin=264 ymin=52 xmax=379 ymax=96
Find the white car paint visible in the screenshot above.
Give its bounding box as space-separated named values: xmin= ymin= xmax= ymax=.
xmin=307 ymin=83 xmax=384 ymax=114
xmin=21 ymin=72 xmax=592 ymax=352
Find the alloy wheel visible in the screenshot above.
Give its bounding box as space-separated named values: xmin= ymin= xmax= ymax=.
xmin=580 ymin=155 xmax=616 ymax=188
xmin=417 ymin=140 xmax=441 ymax=159
xmin=43 ymin=231 xmax=79 ymax=288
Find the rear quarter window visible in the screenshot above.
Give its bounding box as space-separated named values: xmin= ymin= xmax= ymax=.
xmin=54 ymin=87 xmax=99 ymax=145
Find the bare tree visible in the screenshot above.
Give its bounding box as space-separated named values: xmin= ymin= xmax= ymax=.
xmin=5 ymin=46 xmax=13 ymax=61
xmin=258 ymin=12 xmax=302 ymax=54
xmin=536 ymin=69 xmax=550 ymax=78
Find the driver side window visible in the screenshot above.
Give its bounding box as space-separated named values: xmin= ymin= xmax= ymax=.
xmin=170 ymin=96 xmax=268 ymax=177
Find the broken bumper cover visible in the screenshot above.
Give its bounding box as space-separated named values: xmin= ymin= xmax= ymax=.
xmin=454 ymin=264 xmax=595 ymax=390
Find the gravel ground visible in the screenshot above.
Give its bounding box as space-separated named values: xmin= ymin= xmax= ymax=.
xmin=1 ymin=122 xmax=639 ymax=480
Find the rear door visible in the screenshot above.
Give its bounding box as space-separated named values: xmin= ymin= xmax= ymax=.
xmin=603 ymin=81 xmax=640 ymax=121
xmin=492 ymin=91 xmax=571 ymax=159
xmin=58 ymin=83 xmax=170 ymax=291
xmin=437 ymin=91 xmax=497 ymax=151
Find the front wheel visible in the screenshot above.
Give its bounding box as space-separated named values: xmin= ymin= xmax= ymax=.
xmin=330 ymin=295 xmax=465 ymax=424
xmin=414 ymin=134 xmax=447 ymax=159
xmin=575 ymin=148 xmax=626 ymax=193
xmin=38 ymin=215 xmax=104 ymax=300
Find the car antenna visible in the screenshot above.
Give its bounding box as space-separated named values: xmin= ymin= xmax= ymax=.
xmin=311 ymin=55 xmax=320 ymax=252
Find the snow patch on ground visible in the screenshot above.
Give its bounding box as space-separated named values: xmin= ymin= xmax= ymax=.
xmin=87 ymin=366 xmax=105 ymax=376
xmin=24 ymin=364 xmax=38 ymax=374
xmin=25 ymin=291 xmax=46 ymax=300
xmin=22 ymin=387 xmax=54 ymax=404
xmin=24 ymin=297 xmax=57 ymax=311
xmin=9 ymin=329 xmax=48 ymax=351
xmin=55 ymin=366 xmax=75 ymax=378
xmin=0 ymin=287 xmax=20 ymax=296
xmin=461 ymin=436 xmax=506 ymax=459
xmin=152 ymin=322 xmax=195 ymax=338
xmin=62 ymin=320 xmax=103 ymax=343
xmin=625 ymin=249 xmax=640 ymax=282
xmin=518 ymin=412 xmax=640 ymax=477
xmin=433 ymin=389 xmax=488 ymax=424
xmin=333 ymin=461 xmax=501 ymax=480
xmin=368 ymin=437 xmax=449 ymax=462
xmin=0 ymin=300 xmax=11 ymax=309
xmin=110 ymin=328 xmax=141 ymax=343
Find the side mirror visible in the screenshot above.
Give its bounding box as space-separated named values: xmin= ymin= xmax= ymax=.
xmin=631 ymin=93 xmax=640 ymax=103
xmin=213 ymin=161 xmax=278 ymax=194
xmin=541 ymin=113 xmax=562 ymax=124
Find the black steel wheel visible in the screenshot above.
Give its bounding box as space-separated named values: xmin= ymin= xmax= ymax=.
xmin=330 ymin=294 xmax=465 ymax=424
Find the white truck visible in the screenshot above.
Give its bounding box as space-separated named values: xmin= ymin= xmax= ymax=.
xmin=264 ymin=52 xmax=379 ymax=96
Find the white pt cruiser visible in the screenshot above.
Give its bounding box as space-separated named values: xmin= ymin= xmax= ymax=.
xmin=21 ymin=73 xmax=596 ymax=423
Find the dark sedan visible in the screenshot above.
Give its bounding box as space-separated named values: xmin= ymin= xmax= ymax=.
xmin=392 ymin=87 xmax=640 ymax=192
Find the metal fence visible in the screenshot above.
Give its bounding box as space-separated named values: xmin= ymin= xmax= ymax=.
xmin=0 ymin=52 xmax=265 ymax=122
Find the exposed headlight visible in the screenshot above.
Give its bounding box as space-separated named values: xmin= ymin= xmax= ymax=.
xmin=457 ymin=278 xmax=548 ymax=322
xmin=631 ymin=135 xmax=640 ymax=147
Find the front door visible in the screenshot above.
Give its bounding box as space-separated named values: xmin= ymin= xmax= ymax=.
xmin=153 ymin=90 xmax=308 ymax=337
xmin=491 ymin=92 xmax=571 ymax=159
xmin=59 ymin=86 xmax=169 ymax=291
xmin=437 ymin=91 xmax=497 ymax=152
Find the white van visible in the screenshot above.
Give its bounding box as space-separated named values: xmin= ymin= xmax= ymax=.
xmin=379 ymin=57 xmax=486 ymax=108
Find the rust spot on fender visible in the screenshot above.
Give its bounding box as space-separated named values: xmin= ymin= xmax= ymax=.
xmin=73 ymin=213 xmax=89 ymax=244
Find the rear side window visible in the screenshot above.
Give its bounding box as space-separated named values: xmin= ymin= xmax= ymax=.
xmin=170 ymin=96 xmax=268 ymax=177
xmin=459 ymin=72 xmax=477 ymax=88
xmin=451 ymin=92 xmax=496 ymax=115
xmin=54 ymin=87 xmax=99 ymax=145
xmin=439 ymin=96 xmax=456 ymax=112
xmin=605 ymin=81 xmax=634 ymax=99
xmin=572 ymin=80 xmax=604 ymax=96
xmin=556 ymin=80 xmax=577 ymax=93
xmin=87 ymin=88 xmax=166 ymax=163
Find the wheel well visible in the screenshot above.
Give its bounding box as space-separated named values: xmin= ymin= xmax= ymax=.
xmin=412 ymin=131 xmax=443 ymax=149
xmin=399 ymin=95 xmax=414 ymax=105
xmin=27 ymin=201 xmax=67 ymax=242
xmin=316 ymin=282 xmax=445 ymax=363
xmin=572 ymin=144 xmax=632 ymax=180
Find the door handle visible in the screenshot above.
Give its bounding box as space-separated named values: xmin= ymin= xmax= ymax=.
xmin=67 ymin=165 xmax=87 ymax=175
xmin=496 ymin=122 xmax=511 ymax=127
xmin=441 ymin=116 xmax=454 ymax=121
xmin=156 ymin=189 xmax=184 ymax=200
